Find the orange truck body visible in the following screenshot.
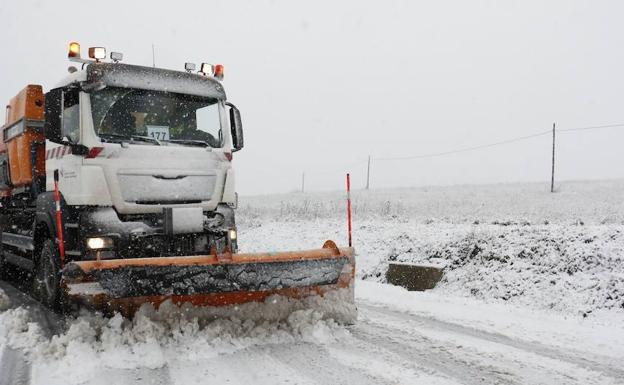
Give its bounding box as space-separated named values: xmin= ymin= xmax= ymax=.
xmin=0 ymin=85 xmax=46 ymax=195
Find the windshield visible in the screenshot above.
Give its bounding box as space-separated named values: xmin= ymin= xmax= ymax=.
xmin=90 ymin=87 xmax=222 ymax=147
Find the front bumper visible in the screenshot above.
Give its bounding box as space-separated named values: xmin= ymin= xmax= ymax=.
xmin=78 ymin=205 xmax=236 ymax=260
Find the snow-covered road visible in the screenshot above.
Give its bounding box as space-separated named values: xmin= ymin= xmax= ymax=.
xmin=353 ymin=304 xmax=621 ymax=384
xmin=1 ymin=280 xmax=622 ymax=385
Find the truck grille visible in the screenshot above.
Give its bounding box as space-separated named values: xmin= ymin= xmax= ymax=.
xmin=118 ymin=173 xmax=216 ymax=203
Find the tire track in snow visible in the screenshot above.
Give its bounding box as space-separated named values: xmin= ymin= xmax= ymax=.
xmin=167 ymin=342 xmax=399 ymax=385
xmin=359 ymin=302 xmax=624 ymax=380
xmin=80 ymin=366 xmax=172 ymax=385
xmin=265 ymin=342 xmax=395 ymax=385
xmin=350 ymin=320 xmax=518 ymax=385
xmin=356 ymin=310 xmax=618 ymax=385
xmin=0 ymin=346 xmax=31 ymax=385
xmin=324 ymin=335 xmax=465 ymax=384
xmin=167 ymin=346 xmax=319 ymax=385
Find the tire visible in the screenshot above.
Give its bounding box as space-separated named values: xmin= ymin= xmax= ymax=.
xmin=32 ymin=239 xmax=62 ymax=309
xmin=0 ymin=250 xmax=7 ymax=280
xmin=0 ymin=218 xmax=7 ymax=280
xmin=0 ymin=238 xmax=13 ymax=281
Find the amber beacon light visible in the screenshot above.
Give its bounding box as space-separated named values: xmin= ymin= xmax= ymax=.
xmin=68 ymin=42 xmax=81 ymax=58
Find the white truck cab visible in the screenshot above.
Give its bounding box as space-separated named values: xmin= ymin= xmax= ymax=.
xmin=40 ymin=58 xmax=244 ymax=259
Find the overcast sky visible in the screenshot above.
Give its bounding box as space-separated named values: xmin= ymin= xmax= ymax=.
xmin=1 ymin=0 xmax=623 ymax=195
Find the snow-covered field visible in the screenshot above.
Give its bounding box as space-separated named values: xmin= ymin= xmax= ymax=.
xmin=239 ymin=179 xmax=624 ymax=318
xmin=1 ymin=180 xmax=624 ymax=384
xmin=238 ymin=179 xmax=624 ymax=224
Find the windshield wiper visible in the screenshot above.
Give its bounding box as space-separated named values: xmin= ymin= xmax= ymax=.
xmin=167 ymin=139 xmax=212 ymax=147
xmin=99 ymin=133 xmax=161 ymax=146
xmin=131 ymin=135 xmax=162 ymax=145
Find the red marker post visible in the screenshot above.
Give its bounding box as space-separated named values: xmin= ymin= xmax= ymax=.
xmin=54 ymin=169 xmax=65 ymax=266
xmin=346 ymin=173 xmax=352 ymax=247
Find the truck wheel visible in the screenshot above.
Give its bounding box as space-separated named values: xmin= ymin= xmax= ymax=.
xmin=0 ymin=251 xmax=6 ymax=280
xmin=0 ymin=226 xmax=7 ymax=280
xmin=0 ymin=242 xmax=14 ymax=281
xmin=32 ymin=239 xmax=62 ymax=309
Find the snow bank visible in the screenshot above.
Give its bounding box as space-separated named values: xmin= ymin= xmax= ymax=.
xmin=363 ymin=223 xmax=624 ymax=316
xmin=0 ymin=307 xmax=46 ymax=350
xmin=241 ymin=218 xmax=624 ymax=317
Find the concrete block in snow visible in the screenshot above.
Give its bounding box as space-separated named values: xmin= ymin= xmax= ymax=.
xmin=386 ymin=263 xmax=444 ymax=291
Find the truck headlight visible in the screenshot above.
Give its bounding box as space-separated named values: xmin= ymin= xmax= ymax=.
xmin=87 ymin=237 xmax=114 ymax=250
xmin=227 ymin=229 xmax=238 ymax=253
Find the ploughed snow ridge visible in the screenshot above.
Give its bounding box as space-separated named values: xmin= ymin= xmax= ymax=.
xmin=0 ymin=288 xmax=355 ymax=375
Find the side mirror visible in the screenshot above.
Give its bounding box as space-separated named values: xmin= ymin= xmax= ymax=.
xmin=69 ymin=143 xmax=89 ymax=156
xmin=44 ymin=88 xmax=63 ymax=142
xmin=227 ymin=103 xmax=244 ymax=152
xmin=58 ymin=137 xmax=89 ymax=156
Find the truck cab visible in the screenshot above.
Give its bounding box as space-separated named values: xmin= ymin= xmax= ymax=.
xmin=43 ymin=60 xmax=244 ymax=260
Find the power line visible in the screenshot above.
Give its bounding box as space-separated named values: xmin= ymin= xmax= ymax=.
xmin=558 ymin=123 xmax=624 ymax=132
xmin=374 ymin=122 xmax=624 ymax=161
xmin=375 ymin=130 xmax=551 ymax=161
xmin=303 ymin=158 xmax=368 ymax=176
xmin=298 ymin=120 xmax=624 ymax=192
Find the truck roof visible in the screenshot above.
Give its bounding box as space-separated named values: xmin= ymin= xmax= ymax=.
xmin=55 ymin=62 xmax=227 ymax=100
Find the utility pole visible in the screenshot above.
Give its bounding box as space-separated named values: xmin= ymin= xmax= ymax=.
xmin=151 ymin=44 xmax=156 ymax=68
xmin=551 ymin=122 xmax=556 ymax=193
xmin=366 ymin=155 xmax=371 ymax=190
xmin=301 ymin=172 xmax=305 ymax=193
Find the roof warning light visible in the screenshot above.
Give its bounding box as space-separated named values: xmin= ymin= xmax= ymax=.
xmin=68 ymin=42 xmax=81 ymax=58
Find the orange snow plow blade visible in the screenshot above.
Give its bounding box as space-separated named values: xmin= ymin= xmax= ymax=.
xmin=61 ymin=240 xmax=355 ymax=316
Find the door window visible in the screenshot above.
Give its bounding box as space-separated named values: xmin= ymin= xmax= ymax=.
xmin=62 ymin=90 xmax=79 ymax=142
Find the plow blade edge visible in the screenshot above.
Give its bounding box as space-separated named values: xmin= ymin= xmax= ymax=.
xmin=62 ymin=240 xmax=355 ymax=315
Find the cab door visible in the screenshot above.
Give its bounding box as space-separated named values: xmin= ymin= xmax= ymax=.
xmin=44 ymin=87 xmax=83 ymax=197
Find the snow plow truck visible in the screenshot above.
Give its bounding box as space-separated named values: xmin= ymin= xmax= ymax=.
xmin=0 ymin=43 xmax=355 ymax=317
